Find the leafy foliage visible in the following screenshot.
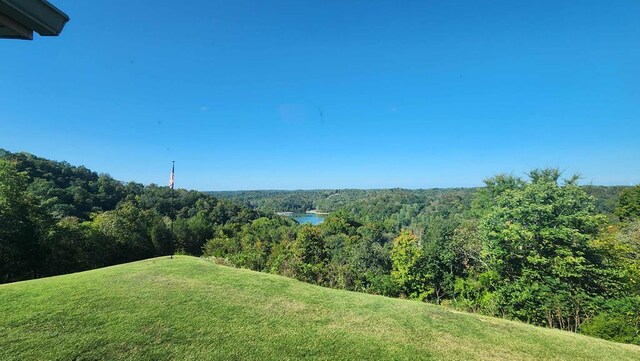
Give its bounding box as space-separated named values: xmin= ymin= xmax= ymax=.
xmin=616 ymin=185 xmax=640 ymax=222
xmin=3 ymin=148 xmax=640 ymax=345
xmin=469 ymin=170 xmax=619 ymax=330
xmin=0 ymin=150 xmax=268 ymax=282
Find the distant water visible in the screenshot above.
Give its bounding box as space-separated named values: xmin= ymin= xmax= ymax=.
xmin=291 ymin=213 xmax=326 ymax=225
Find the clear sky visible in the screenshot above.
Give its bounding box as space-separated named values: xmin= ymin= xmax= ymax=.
xmin=1 ymin=0 xmax=639 ymax=190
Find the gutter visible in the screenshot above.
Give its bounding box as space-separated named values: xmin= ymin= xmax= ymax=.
xmin=0 ymin=0 xmax=69 ymax=37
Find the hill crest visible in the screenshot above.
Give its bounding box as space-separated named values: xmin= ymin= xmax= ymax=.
xmin=1 ymin=256 xmax=639 ymax=360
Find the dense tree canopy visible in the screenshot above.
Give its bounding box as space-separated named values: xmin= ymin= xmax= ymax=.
xmin=472 ymin=170 xmax=619 ymax=330
xmin=0 ymin=150 xmax=270 ymax=282
xmin=2 ymin=149 xmax=639 ymax=345
xmin=616 ymin=185 xmax=640 ymax=222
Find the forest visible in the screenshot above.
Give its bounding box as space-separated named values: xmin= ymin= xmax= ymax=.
xmin=1 ymin=149 xmax=639 ymax=345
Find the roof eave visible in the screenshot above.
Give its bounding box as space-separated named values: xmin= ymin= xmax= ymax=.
xmin=0 ymin=0 xmax=69 ymax=37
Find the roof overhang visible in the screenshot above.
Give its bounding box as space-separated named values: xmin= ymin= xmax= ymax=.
xmin=0 ymin=0 xmax=69 ymax=40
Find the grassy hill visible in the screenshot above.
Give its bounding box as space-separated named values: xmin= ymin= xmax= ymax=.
xmin=1 ymin=257 xmax=639 ymax=360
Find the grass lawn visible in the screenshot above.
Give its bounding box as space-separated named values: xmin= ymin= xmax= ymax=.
xmin=1 ymin=256 xmax=639 ymax=360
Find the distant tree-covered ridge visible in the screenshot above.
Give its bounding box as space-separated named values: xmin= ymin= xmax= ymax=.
xmin=2 ymin=149 xmax=639 ymax=345
xmin=0 ymin=149 xmax=275 ymax=283
xmin=212 ymin=186 xmax=625 ymax=219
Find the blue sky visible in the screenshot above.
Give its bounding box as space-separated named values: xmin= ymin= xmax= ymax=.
xmin=1 ymin=0 xmax=639 ymax=190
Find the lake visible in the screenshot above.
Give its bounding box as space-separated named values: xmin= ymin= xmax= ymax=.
xmin=291 ymin=213 xmax=326 ymax=225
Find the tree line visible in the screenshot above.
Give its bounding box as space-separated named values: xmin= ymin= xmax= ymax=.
xmin=2 ymin=149 xmax=639 ymax=345
xmin=211 ymin=172 xmax=640 ymax=344
xmin=0 ymin=150 xmax=270 ymax=283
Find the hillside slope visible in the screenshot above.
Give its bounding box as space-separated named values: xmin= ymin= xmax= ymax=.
xmin=1 ymin=257 xmax=639 ymax=360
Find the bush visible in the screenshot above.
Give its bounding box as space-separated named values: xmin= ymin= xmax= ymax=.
xmin=581 ymin=297 xmax=640 ymax=345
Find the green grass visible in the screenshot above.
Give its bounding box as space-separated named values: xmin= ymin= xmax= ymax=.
xmin=1 ymin=256 xmax=639 ymax=360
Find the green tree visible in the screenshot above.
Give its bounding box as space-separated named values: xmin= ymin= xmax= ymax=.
xmin=582 ymin=296 xmax=640 ymax=345
xmin=292 ymin=224 xmax=327 ymax=283
xmin=419 ymin=215 xmax=462 ymax=303
xmin=42 ymin=217 xmax=86 ymax=274
xmin=91 ymin=201 xmax=157 ymax=262
xmin=391 ymin=230 xmax=429 ymax=300
xmin=0 ymin=160 xmax=45 ymax=281
xmin=476 ymin=169 xmax=620 ymax=330
xmin=616 ymin=185 xmax=640 ymax=222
